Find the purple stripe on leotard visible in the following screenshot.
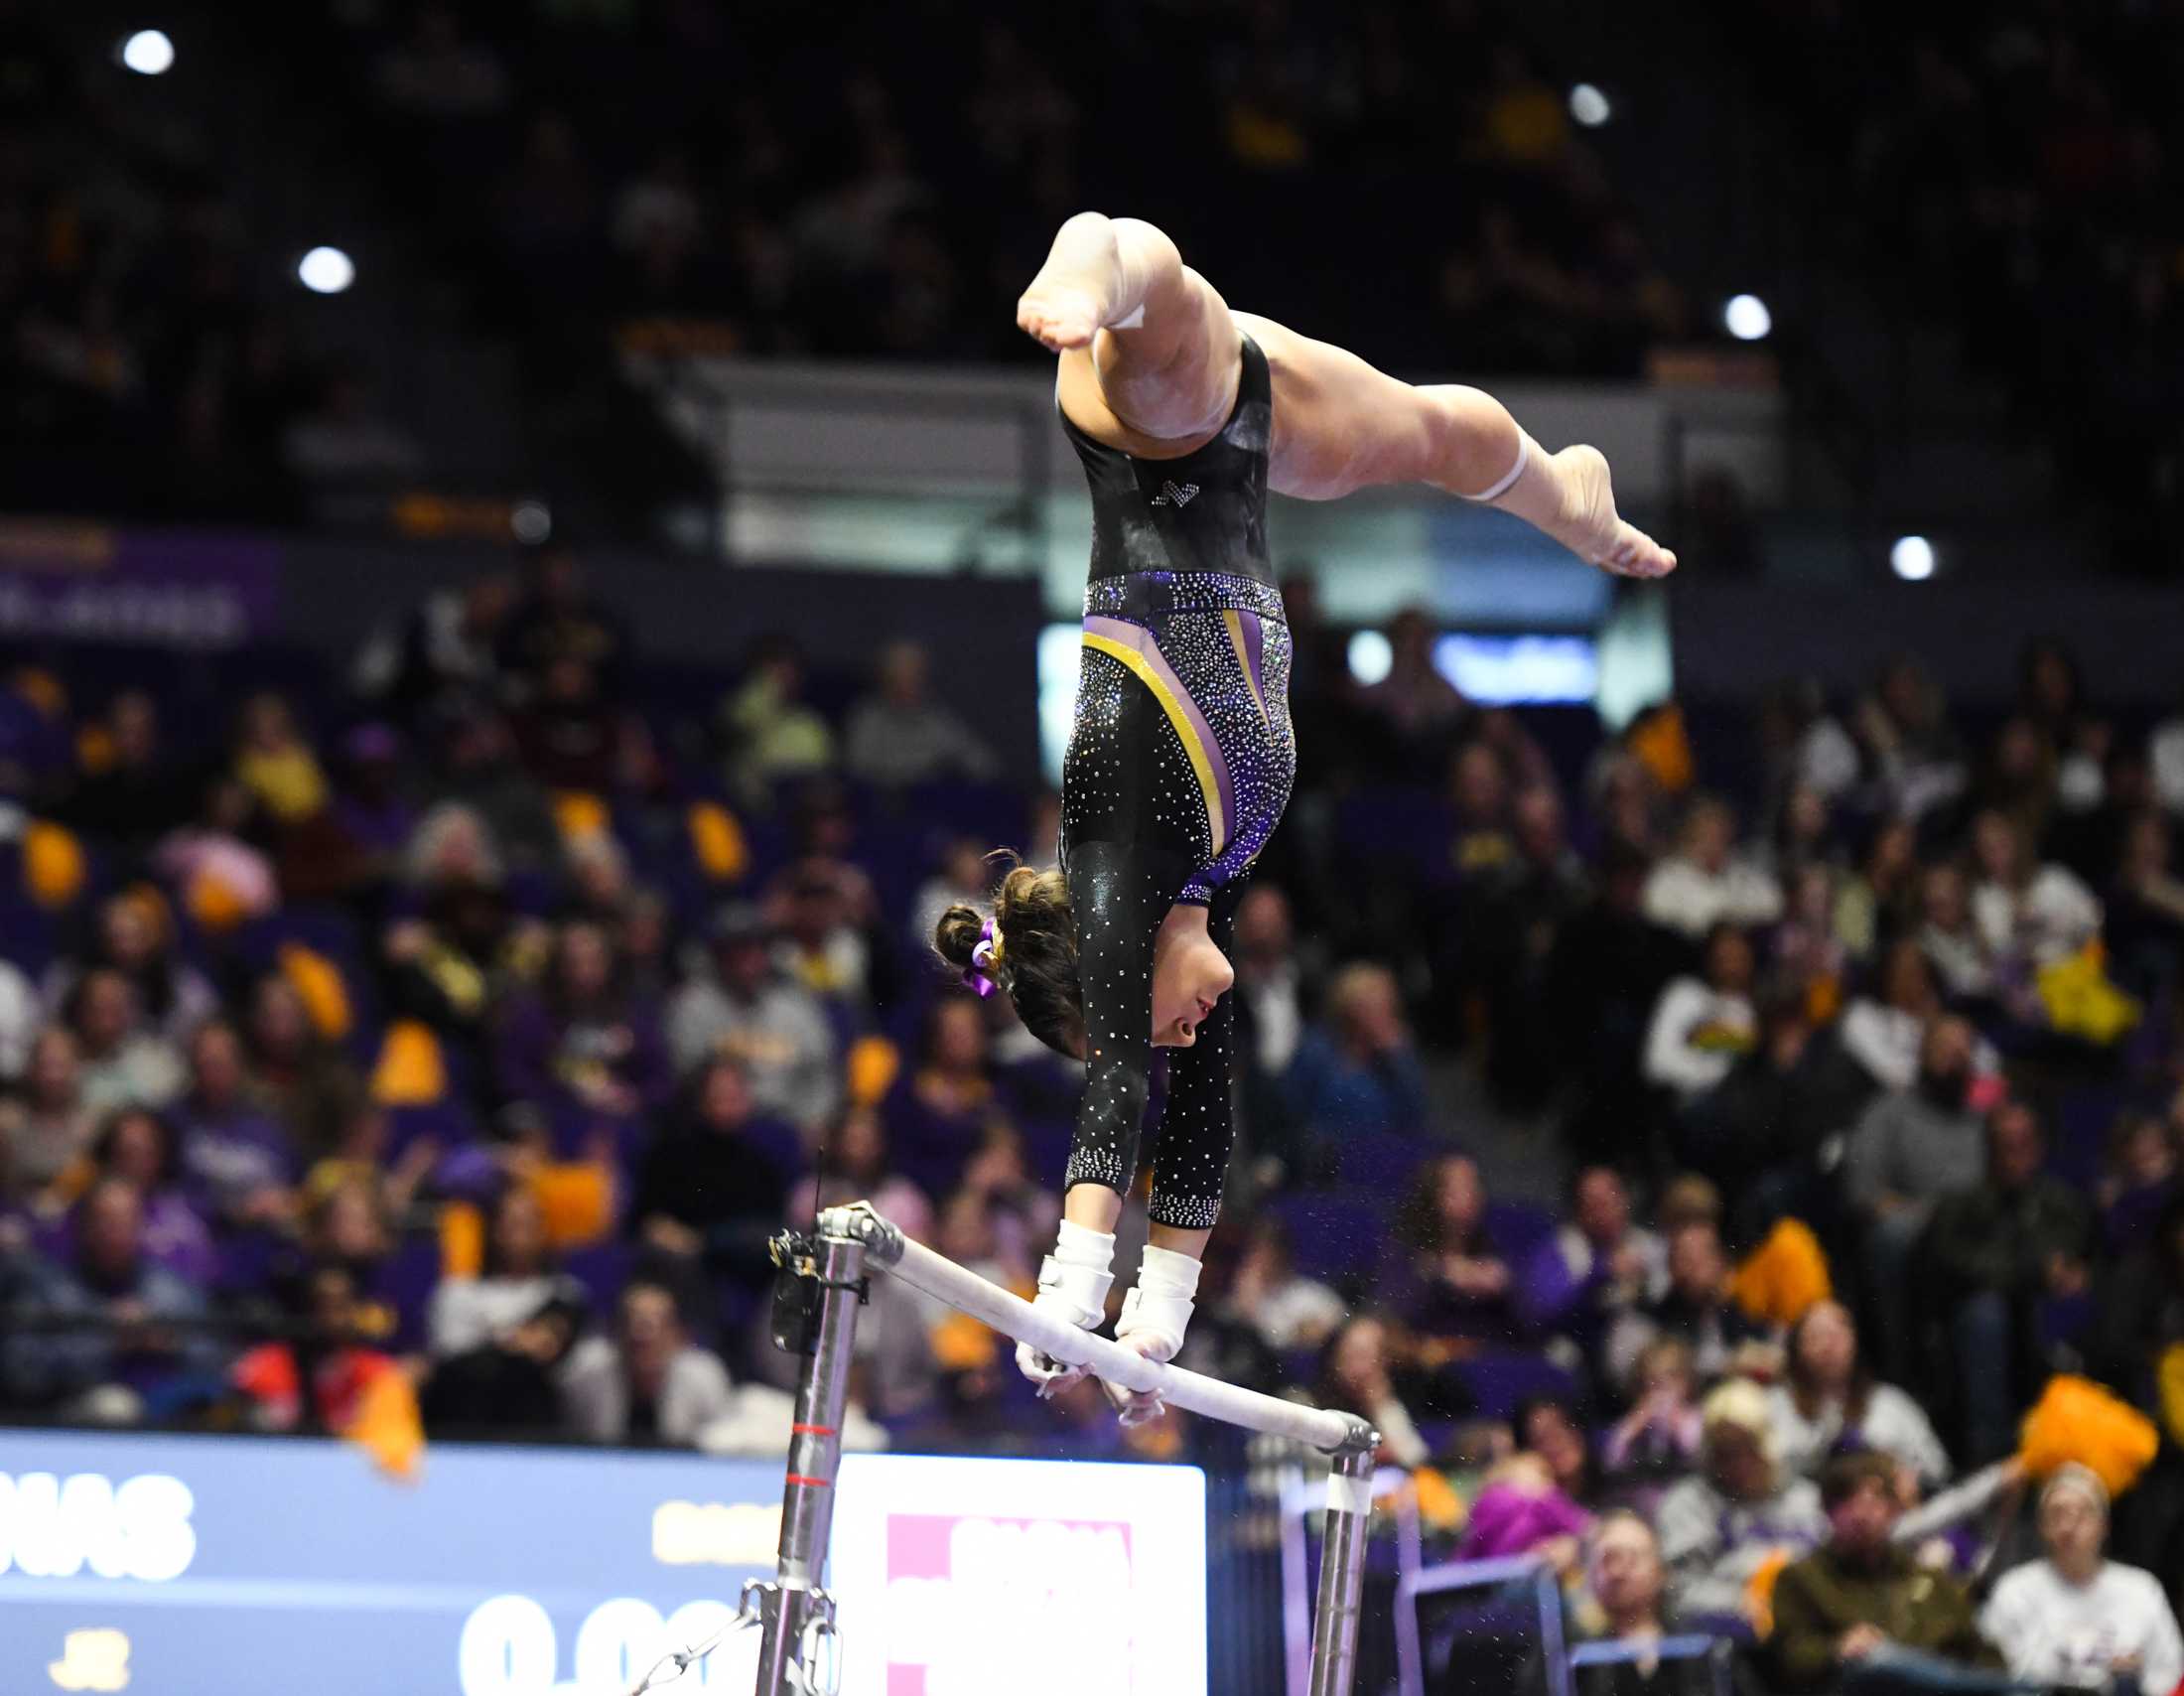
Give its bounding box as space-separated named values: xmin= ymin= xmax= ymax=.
xmin=1082 ymin=613 xmax=1235 ymax=851
xmin=1239 ymin=610 xmax=1267 ymax=711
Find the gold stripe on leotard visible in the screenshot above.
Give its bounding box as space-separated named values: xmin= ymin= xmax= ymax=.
xmin=1223 ymin=609 xmax=1269 ymax=725
xmin=1082 ymin=630 xmax=1228 ymax=853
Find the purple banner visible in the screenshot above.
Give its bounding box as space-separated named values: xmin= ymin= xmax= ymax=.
xmin=0 ymin=524 xmax=280 ymax=649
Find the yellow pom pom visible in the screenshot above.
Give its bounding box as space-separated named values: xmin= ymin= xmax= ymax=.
xmin=2018 ymin=1374 xmax=2160 ymax=1499
xmin=528 ymin=1162 xmax=614 ymax=1249
xmin=847 ymin=1035 xmax=900 ymax=1107
xmin=552 ymin=790 xmax=610 ymax=844
xmin=687 ymin=801 xmax=750 ymax=883
xmin=1727 ymin=1217 xmax=1834 ymax=1329
xmin=371 ymin=1021 xmax=447 ymax=1107
xmin=22 ymin=821 xmax=85 ymax=910
xmin=278 ymin=942 xmax=353 ymax=1042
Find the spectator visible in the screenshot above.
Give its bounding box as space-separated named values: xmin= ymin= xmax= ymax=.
xmin=1224 ymin=1215 xmax=1345 ymax=1352
xmin=1835 ymin=818 xmax=1923 ymax=963
xmin=1600 ymin=1337 xmax=1706 ymax=1507
xmin=67 ymin=971 xmax=185 ymax=1115
xmin=1926 ymin=1103 xmax=2094 ymax=1464
xmin=721 ymin=636 xmax=836 ymax=802
xmin=1642 ymin=797 xmax=1784 ymax=939
xmin=420 ymin=1283 xmax=586 ymax=1436
xmin=1607 ymin=1218 xmax=1779 ymax=1392
xmin=1980 ymin=1464 xmax=2183 ymax=1696
xmin=0 ymin=948 xmax=38 ymax=1086
xmin=911 ymin=838 xmax=998 ymax=957
xmin=59 ymin=690 xmax=200 ymax=850
xmin=1285 ymin=962 xmax=1433 ymax=1148
xmin=229 ymin=1261 xmax=399 ymax=1436
xmin=1768 ymin=1301 xmax=1952 ymax=1488
xmin=427 ymin=1186 xmax=577 ymax=1358
xmin=1381 ymin=1154 xmax=1520 ymax=1360
xmin=384 ymin=805 xmax=526 ymax=1077
xmin=561 ymin=1281 xmax=734 ymax=1446
xmin=1656 ymin=1378 xmax=1828 ymax=1628
xmin=1641 ymin=922 xmax=1758 ymax=1102
xmin=154 ymin=778 xmax=281 ymax=925
xmin=665 ymin=904 xmax=840 ymax=1132
xmin=1844 ymin=1016 xmax=1988 ymax=1376
xmin=1681 ymin=981 xmax=1874 ymax=1242
xmin=1917 ymin=862 xmax=1999 ymax=1004
xmin=1853 ymin=657 xmax=1968 ymax=825
xmin=171 ymin=1022 xmax=295 ymax=1236
xmin=2097 ymin=1108 xmax=2179 ymax=1255
xmin=2107 ymin=812 xmax=2184 ymax=1003
xmin=842 ymin=640 xmax=998 ymax=789
xmin=1517 ymin=1392 xmax=1602 ymax=1506
xmin=2 ymin=1179 xmax=217 ymax=1419
xmin=1360 ymin=609 xmax=1468 ymax=754
xmin=509 ymin=657 xmax=641 ymax=794
xmin=1768 ymin=1452 xmax=2012 ymax=1696
xmin=1970 ymin=808 xmax=2103 ymax=972
xmin=232 ymin=692 xmax=330 ymax=827
xmin=1841 ymin=941 xmax=1950 ymax=1093
xmin=1527 ymin=1512 xmax=1723 ymax=1696
xmin=49 ymin=894 xmax=219 ymax=1049
xmin=86 ymin=1109 xmax=216 ymax=1288
xmin=1522 ymin=1166 xmax=1668 ymax=1363
xmin=1231 ymin=884 xmax=1310 ymax=1176
xmin=493 ymin=919 xmax=671 ymax=1155
xmin=787 ymin=1104 xmax=931 ymax=1241
xmin=770 ymin=857 xmax=879 ymax=1011
xmin=244 ymin=973 xmax=361 ymax=1164
xmin=352 ymin=574 xmax=514 ymax=730
xmin=373 ymin=3 xmax=510 ymax=119
xmin=1315 ymin=1311 xmax=1430 ymax=1468
xmin=2 ymin=1028 xmax=98 ymax=1200
xmin=883 ymin=995 xmax=1004 ymax=1201
xmin=630 ymin=1057 xmax=794 ymax=1308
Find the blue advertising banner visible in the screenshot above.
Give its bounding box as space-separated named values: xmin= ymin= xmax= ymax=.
xmin=0 ymin=1430 xmax=1207 ymax=1696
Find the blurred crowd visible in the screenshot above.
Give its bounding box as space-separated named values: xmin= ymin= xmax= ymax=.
xmin=1758 ymin=0 xmax=2184 ymax=536
xmin=0 ymin=547 xmax=2183 ymax=1688
xmin=308 ymin=0 xmax=1689 ymax=375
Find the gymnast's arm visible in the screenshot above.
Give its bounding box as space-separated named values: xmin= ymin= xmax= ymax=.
xmin=1239 ymin=313 xmax=1677 ymax=578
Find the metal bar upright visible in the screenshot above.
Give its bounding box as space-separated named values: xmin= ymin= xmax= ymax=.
xmin=754 ymin=1230 xmax=865 ymax=1696
xmin=1304 ymin=1446 xmax=1375 ymax=1696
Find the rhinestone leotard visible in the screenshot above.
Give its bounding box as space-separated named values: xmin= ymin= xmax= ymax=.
xmin=1054 ymin=335 xmax=1296 ymax=1230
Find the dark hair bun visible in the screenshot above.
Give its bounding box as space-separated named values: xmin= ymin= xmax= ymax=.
xmin=933 ymin=904 xmax=987 ymax=971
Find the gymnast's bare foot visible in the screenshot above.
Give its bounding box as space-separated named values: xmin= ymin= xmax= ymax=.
xmin=1557 ymin=444 xmax=1677 ymax=579
xmin=1017 ymin=281 xmax=1104 ymax=353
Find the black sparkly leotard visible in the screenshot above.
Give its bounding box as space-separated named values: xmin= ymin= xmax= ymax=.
xmin=1056 ymin=334 xmax=1297 ymax=1230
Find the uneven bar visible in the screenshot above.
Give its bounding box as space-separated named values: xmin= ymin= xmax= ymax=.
xmin=819 ymin=1202 xmax=1374 ymax=1455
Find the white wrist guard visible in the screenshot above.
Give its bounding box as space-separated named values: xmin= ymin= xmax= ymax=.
xmin=1018 ymin=1222 xmax=1116 ymax=1388
xmin=1114 ymin=1245 xmax=1203 ymax=1364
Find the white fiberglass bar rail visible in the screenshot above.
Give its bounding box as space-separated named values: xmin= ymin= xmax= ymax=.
xmin=819 ymin=1202 xmax=1374 ymax=1455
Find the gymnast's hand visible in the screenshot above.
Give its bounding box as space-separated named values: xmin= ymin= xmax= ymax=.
xmin=1100 ymin=1331 xmax=1170 ymax=1428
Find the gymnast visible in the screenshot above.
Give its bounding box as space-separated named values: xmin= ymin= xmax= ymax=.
xmin=934 ymin=212 xmax=1675 ymax=1419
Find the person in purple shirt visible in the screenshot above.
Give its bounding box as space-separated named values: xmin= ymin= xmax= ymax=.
xmin=1519 ymin=1165 xmax=1668 ymax=1368
xmin=881 ymin=994 xmax=1013 ymax=1201
xmin=493 ymin=919 xmax=671 ymax=1157
xmin=172 ymin=1021 xmax=297 ymax=1234
xmin=90 ymin=1107 xmax=218 ymax=1289
xmin=1379 ymin=1153 xmax=1523 ymax=1358
xmin=2 ymin=1178 xmax=220 ymax=1418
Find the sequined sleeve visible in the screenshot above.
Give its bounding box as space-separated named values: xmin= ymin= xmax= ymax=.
xmin=1060 ymin=839 xmax=1185 ymax=1201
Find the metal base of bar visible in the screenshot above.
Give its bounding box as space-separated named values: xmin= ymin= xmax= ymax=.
xmin=752 ymin=1205 xmax=1381 ymax=1696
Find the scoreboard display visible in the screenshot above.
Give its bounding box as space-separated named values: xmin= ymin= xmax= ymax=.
xmin=0 ymin=1431 xmax=1205 ymax=1696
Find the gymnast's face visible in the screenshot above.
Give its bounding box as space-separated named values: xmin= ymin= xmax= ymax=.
xmin=1150 ymin=905 xmax=1235 ymax=1050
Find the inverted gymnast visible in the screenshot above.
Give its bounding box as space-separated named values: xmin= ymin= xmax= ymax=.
xmin=933 ymin=212 xmax=1675 ymax=1419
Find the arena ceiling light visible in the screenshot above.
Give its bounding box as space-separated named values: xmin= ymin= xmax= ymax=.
xmin=1890 ymin=534 xmax=1936 ymax=581
xmin=297 ymin=246 xmax=355 ymax=295
xmin=1347 ymin=630 xmax=1394 ymax=687
xmin=1722 ymin=294 xmax=1772 ymax=342
xmin=119 ymin=30 xmax=175 ymax=75
xmin=1569 ymin=83 xmax=1611 ymax=127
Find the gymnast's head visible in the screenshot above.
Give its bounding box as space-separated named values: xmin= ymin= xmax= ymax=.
xmin=933 ymin=857 xmax=1234 ymax=1058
